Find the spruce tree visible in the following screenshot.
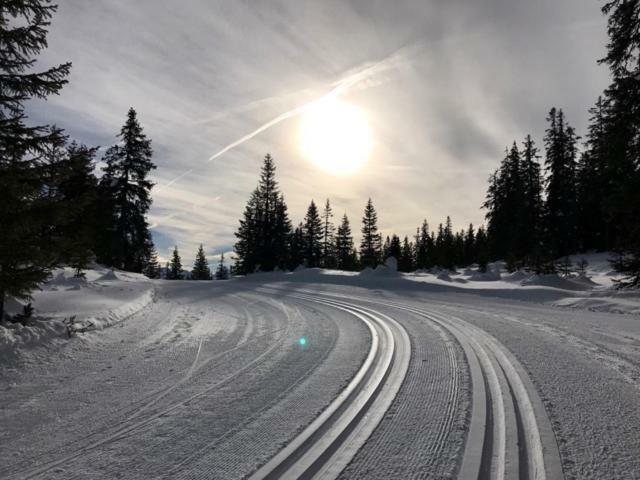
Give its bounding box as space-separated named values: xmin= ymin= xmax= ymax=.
xmin=475 ymin=227 xmax=490 ymax=272
xmin=289 ymin=224 xmax=305 ymax=270
xmin=544 ymin=108 xmax=579 ymax=258
xmin=520 ymin=135 xmax=544 ymax=263
xmin=215 ymin=252 xmax=229 ymax=280
xmin=234 ymin=155 xmax=291 ymax=273
xmin=415 ymin=220 xmax=431 ymax=269
xmin=321 ymin=199 xmax=336 ymax=268
xmin=335 ymin=214 xmax=357 ymax=271
xmin=59 ymin=142 xmax=99 ymax=276
xmin=167 ymin=246 xmax=182 ymax=280
xmin=387 ymin=235 xmax=402 ymax=261
xmin=303 ymin=200 xmax=323 ymax=268
xmin=599 ymin=0 xmax=640 ymax=286
xmin=192 ymin=244 xmax=212 ymax=280
xmin=143 ymin=247 xmax=161 ymax=279
xmin=463 ymin=224 xmax=476 ymax=267
xmin=399 ymin=236 xmax=414 ymax=272
xmin=0 ymin=0 xmax=71 ymax=319
xmin=97 ymin=108 xmax=156 ymax=272
xmin=360 ymin=199 xmax=382 ymax=268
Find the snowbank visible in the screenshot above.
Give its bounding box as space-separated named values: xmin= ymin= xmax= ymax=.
xmin=0 ymin=266 xmax=154 ymax=365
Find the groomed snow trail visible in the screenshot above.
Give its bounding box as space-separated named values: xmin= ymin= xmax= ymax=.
xmin=0 ymin=283 xmax=371 ymax=479
xmin=4 ymin=278 xmax=640 ymax=479
xmin=249 ymin=293 xmax=411 ymax=479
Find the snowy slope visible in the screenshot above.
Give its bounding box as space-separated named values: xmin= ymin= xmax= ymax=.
xmin=0 ymin=266 xmax=154 ymax=366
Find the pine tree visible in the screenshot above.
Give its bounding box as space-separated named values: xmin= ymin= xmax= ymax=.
xmin=576 ymin=98 xmax=608 ymax=252
xmin=215 ymin=252 xmax=229 ymax=280
xmin=387 ymin=235 xmax=402 ymax=261
xmin=192 ymin=244 xmax=212 ymax=280
xmin=167 ymin=246 xmax=182 ymax=280
xmin=599 ymin=0 xmax=640 ymax=287
xmin=59 ymin=142 xmax=99 ymax=276
xmin=335 ymin=214 xmax=357 ymax=271
xmin=399 ymin=236 xmax=414 ymax=272
xmin=484 ymin=143 xmax=525 ymax=261
xmin=303 ymin=200 xmax=323 ymax=268
xmin=234 ymin=154 xmax=291 ymax=273
xmin=97 ymin=108 xmax=156 ymax=273
xmin=0 ymin=0 xmax=72 ymax=319
xmin=415 ymin=220 xmax=431 ymax=270
xmin=360 ymin=199 xmax=382 ymax=268
xmin=520 ymin=135 xmax=544 ymax=263
xmin=544 ymin=108 xmax=579 ymax=258
xmin=289 ymin=223 xmax=305 ymax=269
xmin=143 ymin=247 xmax=161 ymax=279
xmin=321 ymin=199 xmax=336 ymax=268
xmin=463 ymin=224 xmax=476 ymax=267
xmin=475 ymin=226 xmax=490 ymax=272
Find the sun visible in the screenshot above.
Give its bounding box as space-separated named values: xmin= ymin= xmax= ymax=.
xmin=298 ymin=97 xmax=373 ymax=175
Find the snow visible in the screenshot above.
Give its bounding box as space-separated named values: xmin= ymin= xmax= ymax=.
xmin=1 ymin=253 xmax=640 ymax=479
xmin=0 ymin=266 xmax=154 ymax=367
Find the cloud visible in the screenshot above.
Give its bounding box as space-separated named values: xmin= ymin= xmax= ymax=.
xmin=30 ymin=0 xmax=609 ymax=262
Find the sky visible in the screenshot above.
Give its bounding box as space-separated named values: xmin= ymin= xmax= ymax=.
xmin=29 ymin=0 xmax=611 ymax=265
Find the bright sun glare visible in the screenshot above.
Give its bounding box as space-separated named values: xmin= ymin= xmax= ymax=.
xmin=298 ymin=97 xmax=373 ymax=175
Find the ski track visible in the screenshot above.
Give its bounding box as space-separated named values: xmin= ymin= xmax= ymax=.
xmin=337 ymin=304 xmax=468 ymax=479
xmin=4 ymin=280 xmax=640 ymax=479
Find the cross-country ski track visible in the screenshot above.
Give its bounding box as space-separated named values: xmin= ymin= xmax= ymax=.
xmin=3 ymin=279 xmax=640 ymax=479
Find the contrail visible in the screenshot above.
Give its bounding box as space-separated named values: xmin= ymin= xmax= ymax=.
xmin=155 ymin=43 xmax=420 ymax=195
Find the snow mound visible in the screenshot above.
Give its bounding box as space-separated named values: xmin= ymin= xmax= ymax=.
xmin=521 ymin=274 xmax=593 ymax=291
xmin=1 ymin=266 xmax=154 ymax=366
xmin=97 ymin=269 xmax=119 ymax=282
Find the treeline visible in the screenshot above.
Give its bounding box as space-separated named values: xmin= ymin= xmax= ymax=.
xmin=234 ymin=155 xmax=490 ymax=274
xmin=164 ymin=245 xmax=229 ymax=280
xmin=0 ymin=1 xmax=158 ymax=319
xmin=483 ymin=0 xmax=640 ymax=287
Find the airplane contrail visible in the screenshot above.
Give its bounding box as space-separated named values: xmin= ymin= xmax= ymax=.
xmin=155 ymin=42 xmax=420 ymax=195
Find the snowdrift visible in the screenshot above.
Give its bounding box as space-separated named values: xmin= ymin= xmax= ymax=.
xmin=0 ymin=266 xmax=154 ymax=366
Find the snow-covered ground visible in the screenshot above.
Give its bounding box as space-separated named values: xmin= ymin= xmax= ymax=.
xmin=0 ymin=266 xmax=154 ymax=366
xmin=1 ymin=256 xmax=640 ymax=479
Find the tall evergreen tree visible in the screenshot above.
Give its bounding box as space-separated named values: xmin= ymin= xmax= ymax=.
xmin=192 ymin=244 xmax=212 ymax=280
xmin=399 ymin=236 xmax=414 ymax=272
xmin=234 ymin=154 xmax=291 ymax=273
xmin=0 ymin=0 xmax=71 ymax=319
xmin=289 ymin=223 xmax=305 ymax=270
xmin=335 ymin=214 xmax=357 ymax=271
xmin=520 ymin=135 xmax=544 ymax=262
xmin=143 ymin=247 xmax=161 ymax=279
xmin=463 ymin=224 xmax=476 ymax=267
xmin=599 ymin=0 xmax=640 ymax=286
xmin=215 ymin=252 xmax=229 ymax=280
xmin=475 ymin=226 xmax=490 ymax=272
xmin=321 ymin=199 xmax=336 ymax=268
xmin=167 ymin=246 xmax=182 ymax=280
xmin=544 ymin=108 xmax=579 ymax=258
xmin=415 ymin=220 xmax=431 ymax=270
xmin=484 ymin=143 xmax=525 ymax=260
xmin=97 ymin=108 xmax=156 ymax=273
xmin=360 ymin=199 xmax=382 ymax=268
xmin=303 ymin=200 xmax=323 ymax=268
xmin=387 ymin=235 xmax=402 ymax=261
xmin=576 ymin=97 xmax=608 ymax=251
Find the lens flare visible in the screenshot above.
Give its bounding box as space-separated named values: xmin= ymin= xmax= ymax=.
xmin=299 ymin=337 xmax=307 ymax=346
